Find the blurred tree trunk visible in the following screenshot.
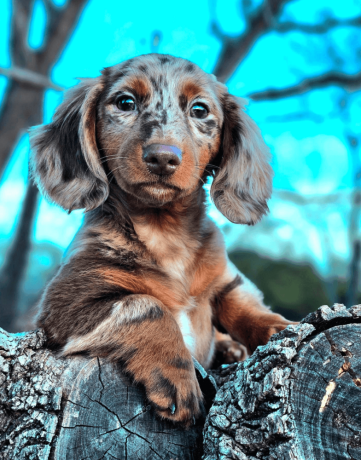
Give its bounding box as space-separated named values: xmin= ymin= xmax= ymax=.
xmin=0 ymin=0 xmax=88 ymax=176
xmin=337 ymin=94 xmax=361 ymax=307
xmin=0 ymin=83 xmax=44 ymax=176
xmin=0 ymin=82 xmax=44 ymax=331
xmin=346 ymin=134 xmax=361 ymax=307
xmin=0 ymin=82 xmax=44 ymax=330
xmin=0 ymin=0 xmax=88 ymax=330
xmin=347 ymin=240 xmax=361 ymax=306
xmin=0 ymin=182 xmax=39 ymax=330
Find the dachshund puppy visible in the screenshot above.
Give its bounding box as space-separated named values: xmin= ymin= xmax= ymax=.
xmin=30 ymin=54 xmax=292 ymax=425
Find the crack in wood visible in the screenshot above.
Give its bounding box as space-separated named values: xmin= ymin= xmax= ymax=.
xmin=96 ymin=357 xmax=105 ymax=402
xmin=121 ymin=407 xmax=148 ymax=428
xmin=61 ymin=424 xmax=105 ymax=429
xmin=124 ymin=434 xmax=130 ymax=460
xmin=98 ymin=443 xmax=114 ymax=460
xmin=84 ymin=393 xmax=123 ymax=428
xmin=324 ymin=330 xmax=361 ymax=389
xmin=62 ymin=399 xmax=88 ymax=409
xmin=147 ymin=444 xmax=164 ymax=459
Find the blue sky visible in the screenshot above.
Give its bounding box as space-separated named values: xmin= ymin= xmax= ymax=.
xmin=0 ymin=0 xmax=360 ymax=277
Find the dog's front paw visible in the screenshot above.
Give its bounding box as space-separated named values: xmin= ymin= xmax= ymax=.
xmin=246 ymin=313 xmax=297 ymax=353
xmin=128 ymin=349 xmax=203 ymax=426
xmin=145 ymin=361 xmax=203 ymax=426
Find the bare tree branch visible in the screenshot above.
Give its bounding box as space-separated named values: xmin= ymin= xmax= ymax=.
xmin=264 ymin=112 xmax=326 ymax=123
xmin=10 ymin=0 xmax=35 ymax=67
xmin=248 ymin=70 xmax=361 ymax=100
xmin=212 ymin=0 xmax=291 ymax=82
xmin=276 ymin=16 xmax=361 ymax=34
xmin=273 ymin=189 xmax=351 ymax=205
xmin=0 ymin=66 xmax=64 ymax=91
xmin=37 ymin=0 xmax=88 ymax=73
xmin=211 ymin=0 xmax=361 ymax=83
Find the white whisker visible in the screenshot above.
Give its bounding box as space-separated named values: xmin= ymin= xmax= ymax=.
xmin=99 ymin=156 xmax=127 ymax=165
xmin=107 ymin=165 xmax=124 ymax=177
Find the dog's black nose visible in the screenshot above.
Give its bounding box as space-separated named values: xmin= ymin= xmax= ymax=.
xmin=143 ymin=144 xmax=182 ymax=176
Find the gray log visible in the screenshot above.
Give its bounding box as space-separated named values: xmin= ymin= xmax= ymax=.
xmin=3 ymin=304 xmax=361 ymax=460
xmin=203 ymin=303 xmax=361 ymax=460
xmin=0 ymin=328 xmax=216 ymax=460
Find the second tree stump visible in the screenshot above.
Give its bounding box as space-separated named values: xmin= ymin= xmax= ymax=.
xmin=203 ymin=304 xmax=361 ymax=460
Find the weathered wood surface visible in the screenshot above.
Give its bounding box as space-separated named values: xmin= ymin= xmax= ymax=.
xmin=0 ymin=328 xmax=216 ymax=460
xmin=2 ymin=304 xmax=361 ymax=460
xmin=203 ymin=304 xmax=361 ymax=460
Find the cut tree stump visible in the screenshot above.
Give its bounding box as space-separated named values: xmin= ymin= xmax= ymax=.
xmin=2 ymin=303 xmax=361 ymax=460
xmin=0 ymin=328 xmax=216 ymax=460
xmin=203 ymin=304 xmax=361 ymax=460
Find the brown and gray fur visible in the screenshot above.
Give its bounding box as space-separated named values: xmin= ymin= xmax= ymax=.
xmin=30 ymin=54 xmax=292 ymax=426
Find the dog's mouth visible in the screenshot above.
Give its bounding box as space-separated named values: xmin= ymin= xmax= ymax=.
xmin=130 ymin=180 xmax=183 ymax=205
xmin=114 ymin=164 xmax=191 ymax=205
xmin=140 ymin=181 xmax=181 ymax=193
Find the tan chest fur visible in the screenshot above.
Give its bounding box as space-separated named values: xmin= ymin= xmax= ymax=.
xmin=133 ymin=218 xmax=226 ymax=366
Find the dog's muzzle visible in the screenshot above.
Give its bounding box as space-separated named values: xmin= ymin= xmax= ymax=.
xmin=143 ymin=144 xmax=182 ymax=176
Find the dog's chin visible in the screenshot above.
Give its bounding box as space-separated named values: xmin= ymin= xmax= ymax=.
xmin=140 ymin=184 xmax=181 ymax=206
xmin=122 ymin=180 xmax=183 ymax=207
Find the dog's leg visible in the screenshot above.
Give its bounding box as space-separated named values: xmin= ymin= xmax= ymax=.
xmin=60 ymin=294 xmax=202 ymax=425
xmin=213 ymin=265 xmax=295 ymax=354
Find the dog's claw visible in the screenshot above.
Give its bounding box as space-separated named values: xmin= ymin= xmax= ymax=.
xmin=170 ymin=403 xmax=176 ymax=415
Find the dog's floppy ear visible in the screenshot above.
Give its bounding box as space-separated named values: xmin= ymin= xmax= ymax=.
xmin=210 ymin=92 xmax=273 ymax=225
xmin=30 ymin=78 xmax=109 ymax=212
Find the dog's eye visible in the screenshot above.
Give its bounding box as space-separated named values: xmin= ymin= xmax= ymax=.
xmin=190 ymin=103 xmax=208 ymax=119
xmin=116 ymin=96 xmax=137 ymax=112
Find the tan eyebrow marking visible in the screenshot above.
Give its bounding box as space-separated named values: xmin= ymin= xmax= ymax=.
xmin=182 ymin=80 xmax=203 ymax=101
xmin=129 ymin=77 xmax=151 ymax=99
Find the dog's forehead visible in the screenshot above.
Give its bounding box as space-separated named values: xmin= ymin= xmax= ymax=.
xmin=103 ymin=54 xmax=214 ymax=98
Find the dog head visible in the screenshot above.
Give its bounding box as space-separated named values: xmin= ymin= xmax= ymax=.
xmin=30 ymin=54 xmax=272 ymax=224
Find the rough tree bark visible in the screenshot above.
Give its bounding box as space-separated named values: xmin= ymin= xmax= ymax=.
xmin=203 ymin=303 xmax=361 ymax=460
xmin=0 ymin=327 xmax=216 ymax=460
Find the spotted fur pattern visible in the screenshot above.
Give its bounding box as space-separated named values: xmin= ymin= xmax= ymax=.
xmin=30 ymin=54 xmax=292 ymax=425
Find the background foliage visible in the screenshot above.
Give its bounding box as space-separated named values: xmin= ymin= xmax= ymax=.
xmin=0 ymin=0 xmax=360 ymax=330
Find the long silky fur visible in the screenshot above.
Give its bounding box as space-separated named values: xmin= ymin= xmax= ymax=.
xmin=29 ymin=54 xmax=291 ymax=426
